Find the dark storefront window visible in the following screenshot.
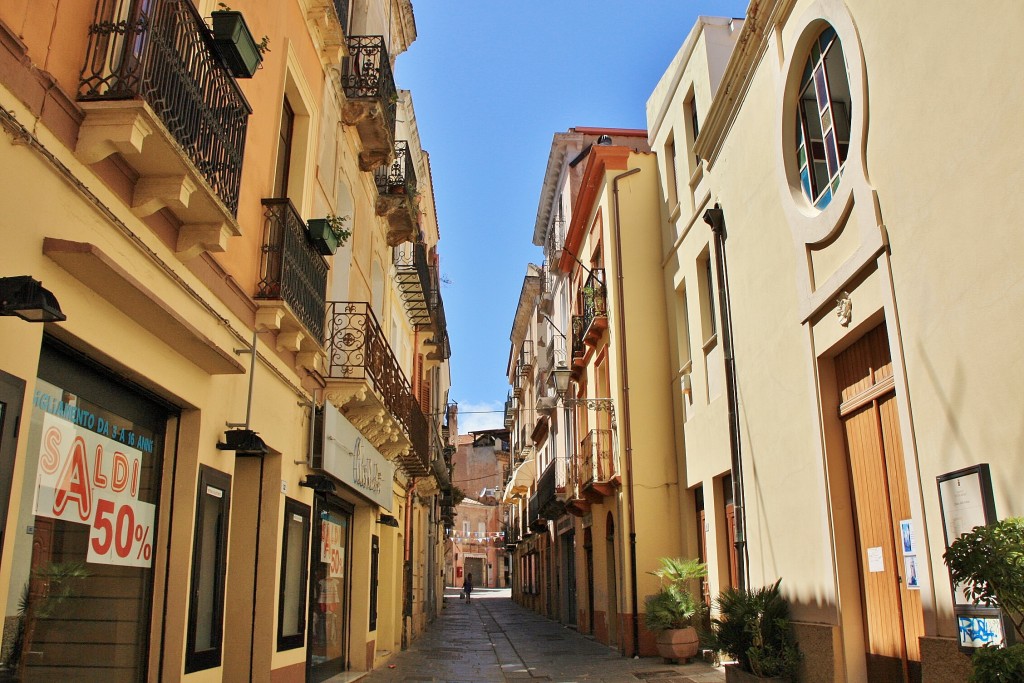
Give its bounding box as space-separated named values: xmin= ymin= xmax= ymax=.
xmin=1 ymin=341 xmax=169 ymax=680
xmin=185 ymin=466 xmax=231 ymax=672
xmin=310 ymin=499 xmax=351 ymax=682
xmin=278 ymin=497 xmax=310 ymax=650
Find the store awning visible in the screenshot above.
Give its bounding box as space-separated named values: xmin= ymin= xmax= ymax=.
xmin=501 ymin=448 xmax=536 ymax=504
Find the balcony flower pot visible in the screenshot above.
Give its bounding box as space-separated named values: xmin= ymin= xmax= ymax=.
xmin=211 ymin=10 xmax=262 ymax=78
xmin=307 ymin=215 xmax=350 ymax=256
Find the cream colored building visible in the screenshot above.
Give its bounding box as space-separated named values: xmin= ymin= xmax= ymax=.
xmin=0 ymin=0 xmax=452 ymax=680
xmin=648 ymin=3 xmax=1024 ymax=682
xmin=505 ymin=129 xmax=686 ymax=657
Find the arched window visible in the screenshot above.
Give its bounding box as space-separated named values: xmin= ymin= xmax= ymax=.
xmin=795 ymin=26 xmax=852 ymax=209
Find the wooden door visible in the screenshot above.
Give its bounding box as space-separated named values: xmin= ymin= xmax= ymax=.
xmin=837 ymin=325 xmax=924 ymax=682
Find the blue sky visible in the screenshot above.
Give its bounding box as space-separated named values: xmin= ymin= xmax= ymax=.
xmin=397 ymin=1 xmax=749 ymax=432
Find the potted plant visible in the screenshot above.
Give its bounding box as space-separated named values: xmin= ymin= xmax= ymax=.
xmin=211 ymin=4 xmax=269 ymax=78
xmin=704 ymin=579 xmax=801 ymax=682
xmin=943 ymin=517 xmax=1024 ymax=683
xmin=644 ymin=557 xmax=707 ymax=663
xmin=307 ymin=214 xmax=351 ymax=255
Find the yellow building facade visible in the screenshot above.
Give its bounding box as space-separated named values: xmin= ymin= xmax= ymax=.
xmin=0 ymin=0 xmax=452 ymax=680
xmin=649 ymin=3 xmax=1024 ymax=681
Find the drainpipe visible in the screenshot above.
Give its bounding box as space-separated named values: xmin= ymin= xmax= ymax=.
xmin=611 ymin=165 xmax=642 ymax=657
xmin=703 ymin=204 xmax=748 ymax=591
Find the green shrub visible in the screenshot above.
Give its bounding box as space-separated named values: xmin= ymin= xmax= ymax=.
xmin=643 ymin=557 xmax=707 ymax=632
xmin=703 ymin=579 xmax=802 ymax=680
xmin=970 ymin=644 xmax=1024 ymax=683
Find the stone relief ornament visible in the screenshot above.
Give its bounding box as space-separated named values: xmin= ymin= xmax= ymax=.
xmin=836 ymin=291 xmax=852 ymax=326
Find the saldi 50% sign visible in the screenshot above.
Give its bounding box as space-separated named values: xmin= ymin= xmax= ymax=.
xmin=34 ymin=412 xmax=156 ymax=568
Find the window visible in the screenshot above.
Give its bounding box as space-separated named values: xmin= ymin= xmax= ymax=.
xmin=686 ymin=94 xmax=700 ymax=166
xmin=795 ymin=25 xmax=852 ymax=209
xmin=273 ymin=98 xmax=294 ymax=199
xmin=186 ymin=466 xmax=232 ymax=672
xmin=698 ymin=252 xmax=717 ymax=344
xmin=278 ymin=498 xmax=310 ymax=651
xmin=664 ymin=134 xmax=679 ymax=209
xmin=676 ymin=286 xmax=692 ymax=371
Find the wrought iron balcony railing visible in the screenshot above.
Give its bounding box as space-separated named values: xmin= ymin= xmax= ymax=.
xmin=375 ymin=140 xmax=417 ymax=197
xmin=393 ymin=241 xmax=431 ymax=327
xmin=519 ymin=340 xmax=534 ymax=370
xmin=256 ymin=199 xmax=328 ymax=340
xmin=536 ymin=460 xmax=556 ymax=516
xmin=79 ymin=0 xmax=250 ymax=215
xmin=580 ymin=268 xmax=607 ymax=329
xmin=324 ymin=302 xmax=429 ymax=473
xmin=571 ymin=315 xmax=586 ymax=361
xmin=580 ymin=428 xmax=615 ymax=488
xmin=504 ymin=395 xmax=515 ymax=427
xmin=341 ymin=35 xmax=397 ymax=140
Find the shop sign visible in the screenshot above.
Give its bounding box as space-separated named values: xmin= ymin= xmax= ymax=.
xmin=33 ymin=411 xmax=155 ymax=568
xmin=321 ymin=403 xmax=394 ymax=510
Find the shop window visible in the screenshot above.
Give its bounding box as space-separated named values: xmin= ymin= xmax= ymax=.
xmin=369 ymin=535 xmax=380 ymax=631
xmin=186 ymin=465 xmax=232 ymax=672
xmin=278 ymin=497 xmax=310 ymax=651
xmin=795 ymin=25 xmax=852 ymax=210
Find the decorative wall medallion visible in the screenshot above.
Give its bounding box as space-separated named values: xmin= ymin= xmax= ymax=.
xmin=836 ymin=291 xmax=852 ymax=326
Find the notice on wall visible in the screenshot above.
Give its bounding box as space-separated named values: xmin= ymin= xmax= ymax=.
xmin=321 ymin=520 xmax=345 ymax=578
xmin=34 ymin=412 xmax=155 ymax=568
xmin=867 ymin=546 xmax=884 ymax=573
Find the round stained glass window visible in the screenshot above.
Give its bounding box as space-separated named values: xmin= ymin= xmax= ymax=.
xmin=795 ymin=26 xmax=852 ymax=210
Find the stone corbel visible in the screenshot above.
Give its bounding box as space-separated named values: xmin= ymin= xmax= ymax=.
xmin=176 ymin=222 xmax=231 ymax=259
xmin=277 ymin=330 xmax=306 ymax=354
xmin=346 ymin=405 xmax=385 ymax=430
xmin=132 ymin=174 xmax=196 ymax=217
xmin=75 ymin=106 xmax=154 ymax=165
xmin=254 ymin=304 xmax=286 ymax=332
xmin=324 ymin=385 xmax=367 ymax=411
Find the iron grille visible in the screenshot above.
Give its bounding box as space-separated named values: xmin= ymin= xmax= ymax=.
xmin=324 ymin=302 xmax=429 ymax=474
xmin=392 ymin=241 xmax=431 ymax=327
xmin=341 ymin=36 xmax=397 ymax=141
xmin=537 ymin=459 xmax=556 ymax=512
xmin=256 ymin=199 xmax=328 ymax=341
xmin=580 ymin=428 xmax=614 ymax=487
xmin=581 ymin=268 xmax=607 ymax=332
xmin=79 ymin=0 xmax=250 ymax=215
xmin=571 ymin=315 xmax=586 ymax=359
xmin=374 ymin=140 xmax=417 ymax=197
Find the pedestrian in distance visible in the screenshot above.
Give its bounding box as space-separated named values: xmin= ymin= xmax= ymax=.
xmin=463 ymin=572 xmax=473 ymax=602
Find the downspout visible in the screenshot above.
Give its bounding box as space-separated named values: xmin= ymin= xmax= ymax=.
xmin=402 ymin=477 xmax=415 ymax=649
xmin=611 ymin=165 xmax=642 ymax=657
xmin=703 ymin=205 xmax=748 ymax=590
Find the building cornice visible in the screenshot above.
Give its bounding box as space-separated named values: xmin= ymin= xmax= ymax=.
xmin=558 ymin=146 xmax=631 ymax=273
xmin=695 ymin=0 xmax=794 ymax=168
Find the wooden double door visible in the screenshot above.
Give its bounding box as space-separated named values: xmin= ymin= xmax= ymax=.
xmin=836 ymin=325 xmax=923 ymax=682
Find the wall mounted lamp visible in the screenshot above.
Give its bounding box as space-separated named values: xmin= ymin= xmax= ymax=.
xmin=300 ymin=474 xmax=336 ymax=493
xmin=551 ymin=361 xmax=615 ymax=417
xmin=216 ymin=428 xmax=269 ymax=456
xmin=0 ymin=276 xmax=66 ymax=322
xmin=377 ymin=513 xmax=400 ymax=528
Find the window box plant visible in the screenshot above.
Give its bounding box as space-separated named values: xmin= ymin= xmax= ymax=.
xmin=211 ymin=9 xmax=264 ymax=78
xmin=704 ymin=579 xmax=802 ymax=682
xmin=644 ymin=557 xmax=707 ymax=663
xmin=307 ymin=214 xmax=351 ymax=256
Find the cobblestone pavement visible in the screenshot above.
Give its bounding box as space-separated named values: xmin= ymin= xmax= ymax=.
xmin=357 ymin=587 xmax=725 ymax=683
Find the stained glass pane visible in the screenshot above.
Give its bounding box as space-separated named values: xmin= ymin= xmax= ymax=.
xmin=801 ymin=57 xmax=814 ymax=88
xmin=814 ymin=65 xmax=828 ymax=111
xmin=825 ymin=129 xmax=838 ymax=175
xmin=832 ymin=174 xmax=842 ymax=193
xmin=819 ymin=26 xmax=837 ymax=53
xmin=798 ymin=144 xmax=806 ymax=167
xmin=815 ymin=187 xmax=832 ymax=210
xmin=821 ymin=107 xmax=832 ymax=132
xmin=800 ymin=167 xmax=811 ymax=199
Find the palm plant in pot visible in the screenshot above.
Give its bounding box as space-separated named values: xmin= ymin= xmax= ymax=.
xmin=644 ymin=557 xmax=707 ymax=663
xmin=704 ymin=579 xmax=802 ymax=682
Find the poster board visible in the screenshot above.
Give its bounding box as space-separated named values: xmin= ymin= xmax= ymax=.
xmin=936 ymin=464 xmax=1006 ymax=651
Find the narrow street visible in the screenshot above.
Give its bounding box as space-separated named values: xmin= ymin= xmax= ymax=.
xmin=359 ymin=588 xmax=725 ymax=683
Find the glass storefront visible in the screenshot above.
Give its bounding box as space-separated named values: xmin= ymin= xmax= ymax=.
xmin=309 ymin=498 xmax=351 ymax=682
xmin=1 ymin=342 xmax=169 ymax=682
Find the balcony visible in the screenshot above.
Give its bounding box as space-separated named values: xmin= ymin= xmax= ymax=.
xmin=519 ymin=340 xmax=534 ymax=371
xmin=570 ymin=315 xmax=586 ymax=377
xmin=393 ymin=241 xmax=431 ymax=327
xmin=580 ymin=268 xmax=608 ymax=345
xmin=374 ymin=140 xmax=419 ymax=245
xmin=512 ymin=370 xmax=523 ymax=398
xmin=579 ymin=428 xmax=618 ymax=501
xmin=536 ymin=459 xmax=565 ymax=521
xmin=77 ymin=0 xmax=251 ymax=258
xmin=547 ymin=217 xmax=566 ymax=262
xmin=565 ymin=447 xmax=589 ymax=517
xmin=504 ymin=395 xmax=516 ymax=428
xmin=527 ymin=492 xmax=546 ymax=533
xmin=425 ymin=283 xmax=451 ymax=363
xmin=255 ymin=199 xmax=328 ymax=368
xmin=324 ymin=302 xmax=430 ymax=476
xmin=341 ymin=36 xmax=397 ymax=171
xmin=539 ymin=260 xmax=554 ymax=315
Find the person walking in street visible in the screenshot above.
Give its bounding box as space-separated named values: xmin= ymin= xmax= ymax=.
xmin=463 ymin=572 xmax=473 ymax=602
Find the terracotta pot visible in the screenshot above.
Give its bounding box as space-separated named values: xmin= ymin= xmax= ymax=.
xmin=655 ymin=626 xmax=700 ymax=663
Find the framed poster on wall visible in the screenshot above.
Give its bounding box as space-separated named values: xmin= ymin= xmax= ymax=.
xmin=936 ymin=464 xmax=1006 ymax=652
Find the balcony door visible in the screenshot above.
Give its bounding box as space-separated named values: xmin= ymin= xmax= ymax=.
xmin=274 ymin=98 xmax=294 ymax=199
